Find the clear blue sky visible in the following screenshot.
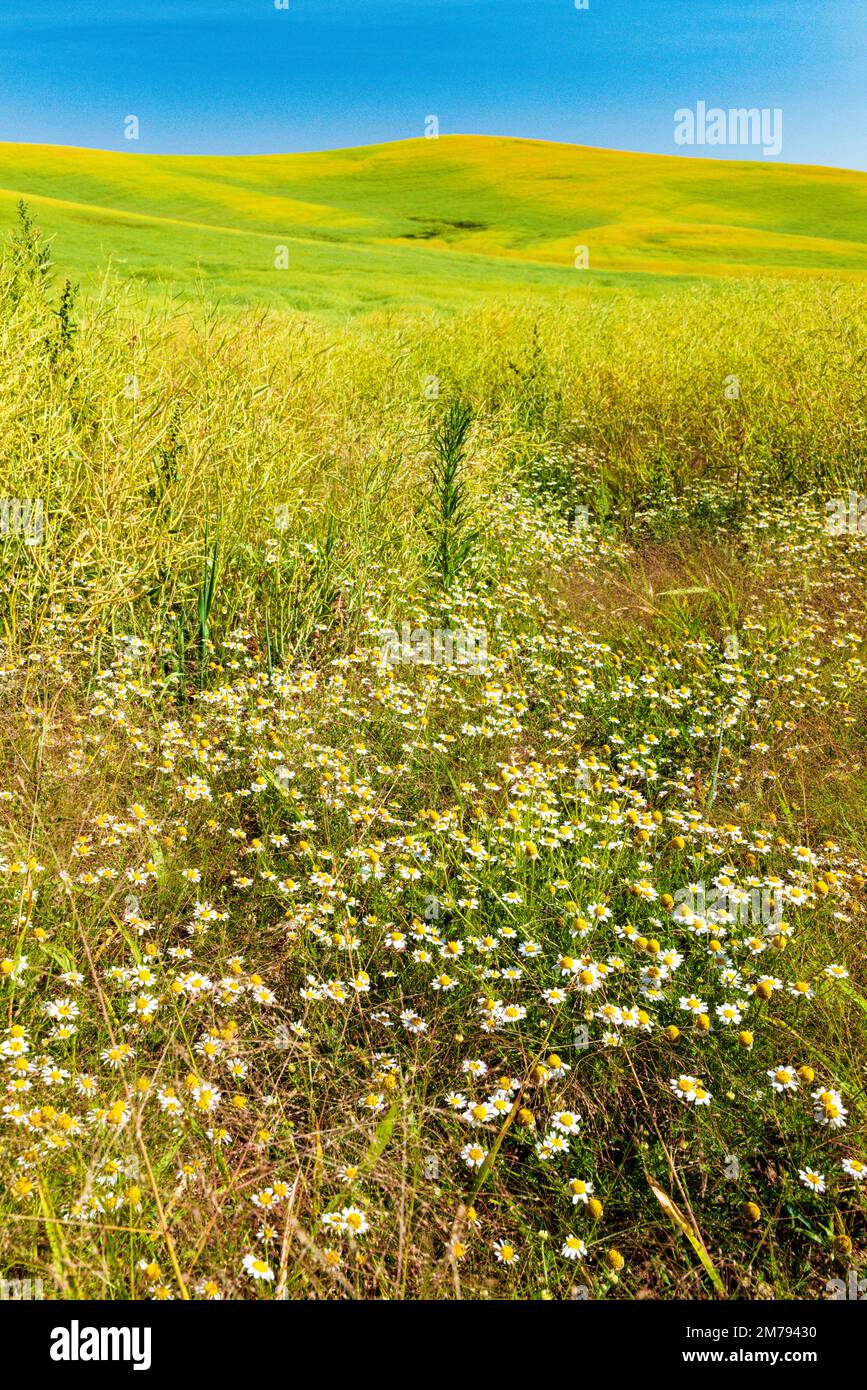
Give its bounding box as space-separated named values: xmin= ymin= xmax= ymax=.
xmin=0 ymin=0 xmax=864 ymax=168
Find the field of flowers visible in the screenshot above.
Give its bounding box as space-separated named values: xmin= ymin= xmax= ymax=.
xmin=1 ymin=210 xmax=866 ymax=1300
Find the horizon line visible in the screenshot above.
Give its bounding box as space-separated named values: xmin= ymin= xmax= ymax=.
xmin=0 ymin=133 xmax=863 ymax=177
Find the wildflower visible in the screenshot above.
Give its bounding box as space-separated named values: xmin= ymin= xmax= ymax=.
xmin=359 ymin=1092 xmax=386 ymax=1114
xmin=192 ymin=1084 xmax=220 ymax=1113
xmin=812 ymin=1087 xmax=847 ymax=1129
xmin=679 ymin=994 xmax=707 ymax=1016
xmin=798 ymin=1167 xmax=826 ymax=1194
xmin=400 ymin=1009 xmax=428 ymax=1034
xmin=787 ymin=980 xmax=814 ymax=1000
xmin=551 ymin=1110 xmax=581 ymax=1135
xmin=44 ymin=999 xmax=79 ymax=1021
xmin=342 ymin=1206 xmax=369 ymax=1236
xmin=461 ymin=1143 xmax=488 ymax=1169
xmin=670 ymin=1075 xmax=711 ymax=1106
xmin=561 ymin=1235 xmax=587 ymax=1259
xmin=157 ymin=1086 xmax=183 ymax=1116
xmin=242 ymin=1254 xmax=274 ymax=1282
xmin=768 ymin=1066 xmax=799 ymax=1093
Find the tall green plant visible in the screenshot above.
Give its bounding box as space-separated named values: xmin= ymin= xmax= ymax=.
xmin=7 ymin=200 xmax=53 ymax=301
xmin=424 ymin=398 xmax=477 ymax=591
xmin=198 ymin=526 xmax=219 ymax=690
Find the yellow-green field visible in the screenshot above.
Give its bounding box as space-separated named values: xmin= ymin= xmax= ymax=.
xmin=1 ymin=136 xmax=866 ymax=312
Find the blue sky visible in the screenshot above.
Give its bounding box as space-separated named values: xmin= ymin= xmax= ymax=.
xmin=0 ymin=0 xmax=864 ymax=168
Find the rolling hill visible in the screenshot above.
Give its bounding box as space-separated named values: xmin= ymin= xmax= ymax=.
xmin=0 ymin=136 xmax=865 ymax=313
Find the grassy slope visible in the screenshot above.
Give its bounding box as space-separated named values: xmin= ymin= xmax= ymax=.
xmin=0 ymin=136 xmax=865 ymax=312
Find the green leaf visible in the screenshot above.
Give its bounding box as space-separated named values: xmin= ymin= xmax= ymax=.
xmin=361 ymin=1100 xmax=398 ymax=1172
xmin=647 ymin=1173 xmax=726 ymax=1297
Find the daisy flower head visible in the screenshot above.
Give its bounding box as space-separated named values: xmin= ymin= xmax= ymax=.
xmin=824 ymin=964 xmax=849 ymax=980
xmin=461 ymin=1142 xmax=488 ymax=1170
xmin=541 ymin=1131 xmax=571 ymax=1156
xmin=242 ymin=1253 xmax=274 ymax=1282
xmin=679 ymin=994 xmax=707 ymax=1016
xmin=561 ymin=1235 xmax=587 ymax=1260
xmin=798 ymin=1167 xmax=826 ymax=1195
xmin=462 ymin=1059 xmax=487 ymax=1078
xmin=341 ymin=1206 xmax=369 ymax=1236
xmin=568 ymin=1177 xmax=594 ymax=1205
xmin=768 ymin=1066 xmax=799 ymax=1093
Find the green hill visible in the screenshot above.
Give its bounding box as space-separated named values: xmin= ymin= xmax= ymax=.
xmin=0 ymin=136 xmax=865 ymax=313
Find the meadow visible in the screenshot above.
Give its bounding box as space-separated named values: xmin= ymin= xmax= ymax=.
xmin=1 ymin=136 xmax=866 ymax=311
xmin=0 ymin=179 xmax=866 ymax=1301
